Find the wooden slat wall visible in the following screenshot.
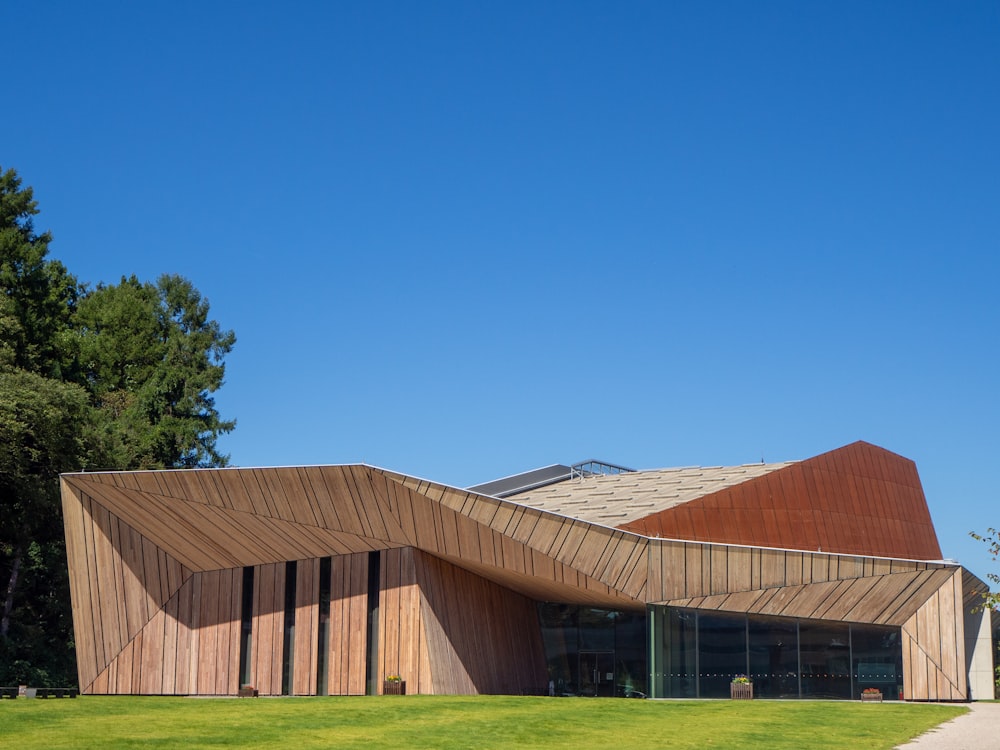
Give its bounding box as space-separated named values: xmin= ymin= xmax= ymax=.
xmin=327 ymin=552 xmax=369 ymax=695
xmin=621 ymin=442 xmax=942 ymax=560
xmin=60 ymin=483 xmax=192 ymax=693
xmin=374 ymin=548 xmax=547 ymax=695
xmin=413 ymin=550 xmax=548 ymax=695
xmin=292 ymin=558 xmax=321 ymax=695
xmin=378 ymin=548 xmax=425 ymax=694
xmin=64 ymin=475 xmax=388 ymax=572
xmin=88 ymin=567 xmax=242 ymax=695
xmin=432 ymin=551 xmax=642 ymax=611
xmin=251 ymin=562 xmax=286 ymax=696
xmin=901 ymin=569 xmax=968 ymax=701
xmin=61 ymin=481 xmax=102 ymax=691
xmin=69 ymin=466 xmax=651 ymax=615
xmin=664 ymin=569 xmax=957 ymax=626
xmin=648 ymin=539 xmax=933 ymax=604
xmin=199 ymin=569 xmax=242 ymax=695
xmin=378 ymin=471 xmax=649 ymax=604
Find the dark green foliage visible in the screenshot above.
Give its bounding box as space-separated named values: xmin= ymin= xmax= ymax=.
xmin=0 ymin=166 xmax=235 ymax=685
xmin=0 ymin=168 xmax=77 ymax=378
xmin=0 ymin=370 xmax=89 ymax=685
xmin=75 ymin=274 xmax=235 ymax=469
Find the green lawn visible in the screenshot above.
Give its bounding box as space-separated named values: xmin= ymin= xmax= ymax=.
xmin=0 ymin=695 xmax=966 ymax=750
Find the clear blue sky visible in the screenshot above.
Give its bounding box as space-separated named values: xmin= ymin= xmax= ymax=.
xmin=4 ymin=2 xmax=998 ymax=584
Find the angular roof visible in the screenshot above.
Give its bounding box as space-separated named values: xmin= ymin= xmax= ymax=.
xmin=505 ymin=461 xmax=795 ymax=527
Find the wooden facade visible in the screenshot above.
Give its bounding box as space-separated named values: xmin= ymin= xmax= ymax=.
xmin=60 ymin=442 xmax=989 ymax=700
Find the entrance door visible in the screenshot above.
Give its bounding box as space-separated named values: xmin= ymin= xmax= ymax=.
xmin=579 ymin=651 xmax=615 ymax=697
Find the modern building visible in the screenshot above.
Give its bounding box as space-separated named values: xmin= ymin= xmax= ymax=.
xmin=60 ymin=441 xmax=995 ymax=700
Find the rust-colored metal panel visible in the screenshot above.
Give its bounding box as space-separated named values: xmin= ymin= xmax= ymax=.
xmin=619 ymin=442 xmax=942 ymax=559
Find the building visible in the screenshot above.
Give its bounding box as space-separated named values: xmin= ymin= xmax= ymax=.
xmin=60 ymin=441 xmax=995 ymax=700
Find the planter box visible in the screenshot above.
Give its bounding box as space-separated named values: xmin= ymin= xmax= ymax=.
xmin=730 ymin=683 xmax=753 ymax=700
xmin=238 ymin=687 xmax=258 ymax=698
xmin=861 ymin=693 xmax=883 ymax=703
xmin=383 ymin=680 xmax=406 ymax=695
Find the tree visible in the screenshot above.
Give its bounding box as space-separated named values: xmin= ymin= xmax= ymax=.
xmin=0 ymin=166 xmax=237 ymax=685
xmin=0 ymin=166 xmax=89 ymax=684
xmin=0 ymin=370 xmax=88 ymax=684
xmin=74 ymin=274 xmax=236 ymax=469
xmin=969 ymin=528 xmax=1000 ymax=610
xmin=0 ymin=168 xmax=78 ymax=378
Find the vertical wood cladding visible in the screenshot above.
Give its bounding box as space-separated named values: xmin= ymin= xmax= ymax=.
xmin=377 ymin=548 xmax=547 ymax=695
xmin=87 ymin=567 xmax=242 ymax=695
xmin=621 ymin=442 xmax=942 ymax=560
xmin=378 ymin=547 xmax=424 ymax=693
xmin=292 ymin=558 xmax=320 ymax=695
xmin=61 ymin=482 xmax=192 ymax=693
xmin=326 ymin=552 xmax=370 ymax=695
xmin=416 ymin=550 xmax=548 ymax=694
xmin=645 ymin=539 xmax=943 ymax=605
xmin=251 ymin=562 xmax=286 ymax=695
xmin=901 ymin=569 xmax=968 ymax=700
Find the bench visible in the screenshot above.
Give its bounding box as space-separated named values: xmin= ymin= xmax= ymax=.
xmin=0 ymin=687 xmax=18 ymax=699
xmin=34 ymin=688 xmax=79 ymax=698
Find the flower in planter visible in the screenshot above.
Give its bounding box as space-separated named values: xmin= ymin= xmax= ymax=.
xmin=862 ymin=688 xmax=882 ymax=695
xmin=731 ymin=675 xmax=751 ymax=684
xmin=386 ymin=674 xmax=402 ymax=683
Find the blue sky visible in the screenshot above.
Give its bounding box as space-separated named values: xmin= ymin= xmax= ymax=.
xmin=4 ymin=2 xmax=998 ymax=584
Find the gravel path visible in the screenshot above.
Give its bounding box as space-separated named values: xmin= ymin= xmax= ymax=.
xmin=895 ymin=702 xmax=1000 ymax=750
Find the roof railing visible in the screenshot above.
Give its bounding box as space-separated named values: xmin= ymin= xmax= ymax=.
xmin=569 ymin=460 xmax=636 ymax=479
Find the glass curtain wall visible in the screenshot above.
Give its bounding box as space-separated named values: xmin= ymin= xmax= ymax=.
xmin=649 ymin=606 xmax=902 ymax=700
xmin=799 ymin=620 xmax=851 ymax=699
xmin=852 ymin=627 xmax=902 ymax=700
xmin=748 ymin=616 xmax=799 ymax=698
xmin=538 ymin=604 xmax=647 ymax=697
xmin=698 ymin=613 xmax=747 ymax=698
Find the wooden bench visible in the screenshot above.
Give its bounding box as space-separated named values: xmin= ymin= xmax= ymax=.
xmin=34 ymin=688 xmax=79 ymax=698
xmin=0 ymin=687 xmax=18 ymax=699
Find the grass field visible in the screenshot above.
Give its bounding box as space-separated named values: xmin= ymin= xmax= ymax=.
xmin=0 ymin=695 xmax=966 ymax=750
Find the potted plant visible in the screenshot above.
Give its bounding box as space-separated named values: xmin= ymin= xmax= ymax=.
xmin=861 ymin=687 xmax=883 ymax=703
xmin=730 ymin=675 xmax=753 ymax=700
xmin=383 ymin=674 xmax=406 ymax=695
xmin=238 ymin=684 xmax=258 ymax=698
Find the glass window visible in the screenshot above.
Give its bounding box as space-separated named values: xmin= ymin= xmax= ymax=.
xmin=578 ymin=608 xmax=616 ymax=651
xmin=749 ymin=616 xmax=799 ymax=698
xmin=538 ymin=603 xmax=579 ymax=695
xmin=851 ymin=625 xmax=902 ymax=700
xmin=666 ymin=608 xmax=698 ymax=698
xmin=614 ymin=611 xmax=647 ymax=698
xmin=538 ymin=604 xmax=647 ymax=697
xmin=698 ymin=612 xmax=747 ymax=698
xmin=799 ymin=621 xmax=851 ymax=699
xmin=648 ymin=606 xmax=902 ymax=701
